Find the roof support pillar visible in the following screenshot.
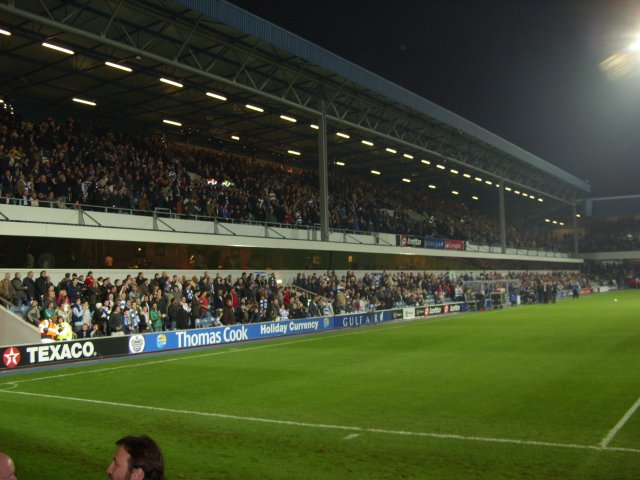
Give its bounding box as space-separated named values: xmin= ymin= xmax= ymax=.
xmin=318 ymin=99 xmax=329 ymax=242
xmin=572 ymin=203 xmax=579 ymax=255
xmin=499 ymin=183 xmax=507 ymax=253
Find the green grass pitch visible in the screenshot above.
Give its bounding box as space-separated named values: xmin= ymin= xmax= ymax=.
xmin=1 ymin=290 xmax=639 ymax=479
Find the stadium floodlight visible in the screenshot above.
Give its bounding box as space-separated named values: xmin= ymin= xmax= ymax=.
xmin=436 ymin=164 xmax=446 ymax=170
xmin=552 ymin=220 xmax=558 ymax=224
xmin=428 ymin=184 xmax=436 ymax=189
xmin=505 ymin=186 xmax=512 ymax=191
xmin=0 ymin=28 xmax=11 ymax=36
xmin=361 ymin=140 xmax=374 ymax=146
xmin=335 ymin=161 xmax=345 ymax=166
xmin=280 ymin=115 xmax=297 ymax=123
xmin=42 ymin=42 xmax=74 ymax=55
xmin=538 ymin=198 xmax=544 ymax=203
xmin=545 ymin=218 xmax=550 ymax=223
xmin=559 ymin=222 xmax=565 ymax=226
xmin=206 ymin=92 xmax=227 ymax=101
xmin=105 ymin=61 xmax=132 ymax=72
xmin=385 ymin=147 xmax=397 ymax=154
xmin=0 ymin=99 xmax=5 ymax=103
xmin=162 ymin=119 xmax=182 ymax=127
xmin=72 ymin=97 xmax=96 ymax=106
xmin=450 ymin=169 xmax=459 ymax=174
xmin=310 ymin=124 xmax=319 ymax=130
xmin=245 ymin=104 xmax=264 ymax=112
xmin=231 ymin=135 xmax=240 ymax=141
xmin=514 ymin=190 xmax=521 ymax=195
xmin=474 ymin=176 xmax=482 ymax=182
xmin=403 ymin=153 xmax=414 ymax=159
xmin=472 ymin=195 xmax=479 ymax=200
xmin=402 ymin=178 xmax=411 ymax=183
xmin=287 ymin=150 xmax=301 ymax=156
xmin=370 ymin=170 xmax=381 ymax=175
xmin=451 ymin=190 xmax=459 ymax=195
xmin=495 ymin=184 xmax=500 ymax=188
xmin=576 ymin=213 xmax=581 ymax=218
xmin=160 ymin=77 xmax=183 ymax=88
xmin=463 ymin=173 xmax=471 ymax=178
xmin=336 ymin=132 xmax=350 ymax=139
xmin=421 ymin=159 xmax=431 ymax=165
xmin=485 ymin=180 xmax=493 ymax=185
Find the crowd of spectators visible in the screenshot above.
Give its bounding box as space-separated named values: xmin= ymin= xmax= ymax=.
xmin=0 ymin=108 xmax=561 ymax=251
xmin=0 ymin=268 xmax=604 ymax=341
xmin=572 ymin=216 xmax=640 ymax=253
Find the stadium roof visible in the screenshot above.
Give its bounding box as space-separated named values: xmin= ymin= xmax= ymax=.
xmin=0 ymin=0 xmax=590 ymax=215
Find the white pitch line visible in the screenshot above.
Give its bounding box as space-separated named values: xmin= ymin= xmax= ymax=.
xmin=599 ymin=395 xmax=640 ymax=448
xmin=344 ymin=433 xmax=360 ymax=440
xmin=0 ymin=316 xmax=450 ymax=387
xmin=0 ymin=388 xmax=638 ymax=454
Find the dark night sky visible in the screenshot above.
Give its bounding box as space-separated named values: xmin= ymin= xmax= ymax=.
xmin=229 ymin=0 xmax=640 ymax=197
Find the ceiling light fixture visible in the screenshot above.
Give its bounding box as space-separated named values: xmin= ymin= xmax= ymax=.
xmin=105 ymin=61 xmax=132 ymax=72
xmin=162 ymin=119 xmax=182 ymax=127
xmin=280 ymin=115 xmax=297 ymax=123
xmin=72 ymin=97 xmax=96 ymax=106
xmin=336 ymin=132 xmax=350 ymax=139
xmin=245 ymin=104 xmax=264 ymax=112
xmin=42 ymin=42 xmax=74 ymax=55
xmin=206 ymin=92 xmax=227 ymax=101
xmin=159 ymin=77 xmax=183 ymax=88
xmin=361 ymin=140 xmax=374 ymax=146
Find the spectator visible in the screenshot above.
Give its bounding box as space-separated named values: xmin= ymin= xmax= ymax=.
xmin=107 ymin=435 xmax=164 ymax=480
xmin=11 ymin=273 xmax=26 ymax=306
xmin=0 ymin=451 xmax=16 ymax=480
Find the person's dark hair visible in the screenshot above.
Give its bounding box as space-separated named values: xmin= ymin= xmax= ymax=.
xmin=116 ymin=435 xmax=164 ymax=480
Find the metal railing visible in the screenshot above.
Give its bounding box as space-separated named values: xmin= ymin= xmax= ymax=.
xmin=0 ymin=196 xmax=573 ymax=256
